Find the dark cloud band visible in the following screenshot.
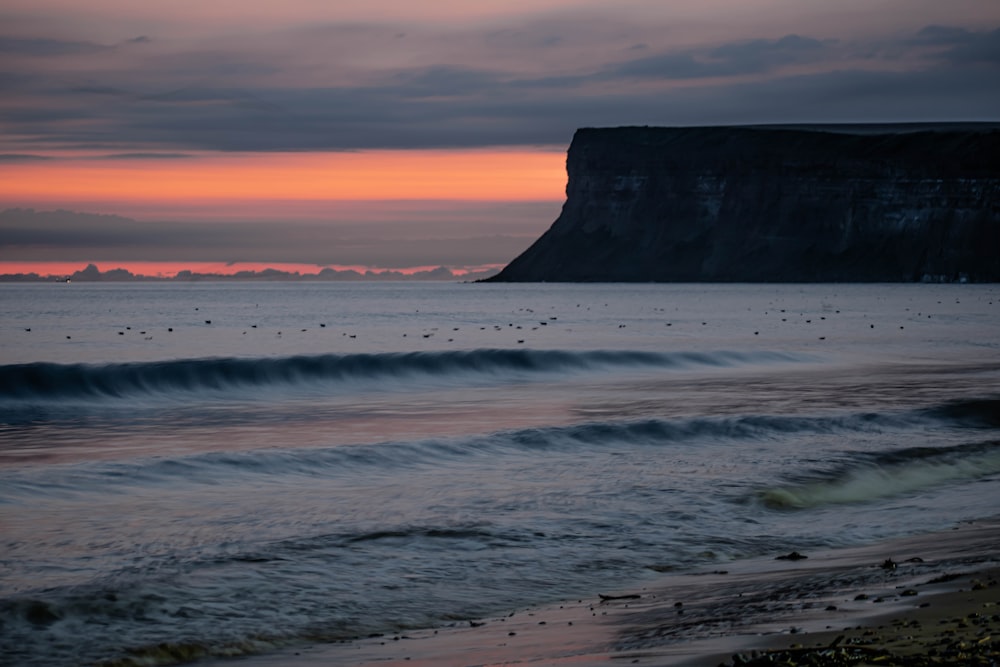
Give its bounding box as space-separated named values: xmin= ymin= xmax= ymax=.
xmin=0 ymin=21 xmax=997 ymax=152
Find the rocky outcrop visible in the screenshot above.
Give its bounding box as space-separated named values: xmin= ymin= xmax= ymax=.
xmin=487 ymin=124 xmax=1000 ymax=282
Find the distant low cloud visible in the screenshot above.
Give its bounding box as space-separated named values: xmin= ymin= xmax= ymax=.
xmin=0 ymin=207 xmax=552 ymax=268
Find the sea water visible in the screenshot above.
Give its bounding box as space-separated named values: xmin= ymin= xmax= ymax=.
xmin=1 ymin=281 xmax=999 ymax=666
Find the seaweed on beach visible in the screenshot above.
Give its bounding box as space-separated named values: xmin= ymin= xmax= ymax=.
xmin=723 ymin=613 xmax=1000 ymax=666
xmin=724 ymin=640 xmax=999 ymax=666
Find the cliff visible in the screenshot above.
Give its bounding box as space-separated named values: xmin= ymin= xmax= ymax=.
xmin=487 ymin=124 xmax=1000 ymax=282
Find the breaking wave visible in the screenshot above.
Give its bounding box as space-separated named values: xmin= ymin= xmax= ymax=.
xmin=759 ymin=439 xmax=1000 ymax=509
xmin=921 ymin=397 xmax=1000 ymax=428
xmin=0 ymin=348 xmax=805 ymax=403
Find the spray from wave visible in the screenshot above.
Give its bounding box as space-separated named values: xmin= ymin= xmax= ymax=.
xmin=759 ymin=440 xmax=1000 ymax=509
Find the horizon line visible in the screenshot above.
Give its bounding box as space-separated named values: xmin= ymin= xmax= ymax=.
xmin=0 ymin=261 xmax=506 ymax=280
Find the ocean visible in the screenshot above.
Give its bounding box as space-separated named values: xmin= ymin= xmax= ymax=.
xmin=1 ymin=281 xmax=999 ymax=666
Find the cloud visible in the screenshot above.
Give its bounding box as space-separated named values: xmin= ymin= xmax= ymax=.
xmin=612 ymin=34 xmax=830 ymax=80
xmin=0 ymin=36 xmax=107 ymax=56
xmin=0 ymin=17 xmax=997 ymax=153
xmin=92 ymin=152 xmax=194 ymax=159
xmin=940 ymin=27 xmax=1000 ymax=65
xmin=904 ymin=25 xmax=1000 ymax=65
xmin=911 ymin=25 xmax=975 ymax=45
xmin=0 ymin=153 xmax=51 ymax=162
xmin=708 ymin=33 xmax=828 ymax=68
xmin=661 ymin=66 xmax=1000 ymax=125
xmin=389 ymin=65 xmax=503 ymax=97
xmin=0 ymin=206 xmax=553 ymax=267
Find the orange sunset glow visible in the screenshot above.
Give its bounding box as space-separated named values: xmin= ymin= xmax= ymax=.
xmin=0 ymin=149 xmax=567 ymax=208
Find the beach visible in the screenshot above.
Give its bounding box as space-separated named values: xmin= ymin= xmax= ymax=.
xmin=207 ymin=518 xmax=999 ymax=667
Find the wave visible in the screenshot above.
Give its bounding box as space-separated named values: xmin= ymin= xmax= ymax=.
xmin=921 ymin=397 xmax=1000 ymax=428
xmin=759 ymin=439 xmax=1000 ymax=510
xmin=0 ymin=348 xmax=805 ymax=403
xmin=0 ymin=592 xmax=306 ymax=667
xmin=0 ymin=410 xmax=919 ymax=500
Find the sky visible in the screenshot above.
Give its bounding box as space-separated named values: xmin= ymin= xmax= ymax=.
xmin=1 ymin=0 xmax=998 ymax=275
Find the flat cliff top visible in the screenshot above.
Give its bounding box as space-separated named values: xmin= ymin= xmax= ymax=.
xmin=574 ymin=122 xmax=1000 ymax=141
xmin=569 ymin=123 xmax=1000 ymax=174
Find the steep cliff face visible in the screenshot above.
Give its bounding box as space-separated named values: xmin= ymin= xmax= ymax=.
xmin=488 ymin=125 xmax=1000 ymax=282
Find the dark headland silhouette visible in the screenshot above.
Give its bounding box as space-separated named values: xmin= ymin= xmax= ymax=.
xmin=487 ymin=123 xmax=1000 ymax=282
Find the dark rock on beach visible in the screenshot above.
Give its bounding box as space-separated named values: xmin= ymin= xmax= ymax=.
xmin=487 ymin=123 xmax=1000 ymax=283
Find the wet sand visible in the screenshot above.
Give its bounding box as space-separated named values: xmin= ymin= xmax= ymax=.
xmin=213 ymin=518 xmax=1000 ymax=666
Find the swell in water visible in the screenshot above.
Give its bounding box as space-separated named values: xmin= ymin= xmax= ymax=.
xmin=3 ymin=399 xmax=995 ymax=502
xmin=0 ymin=348 xmax=806 ymax=403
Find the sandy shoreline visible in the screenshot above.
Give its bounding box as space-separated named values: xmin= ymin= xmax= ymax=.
xmin=207 ymin=518 xmax=1000 ymax=667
